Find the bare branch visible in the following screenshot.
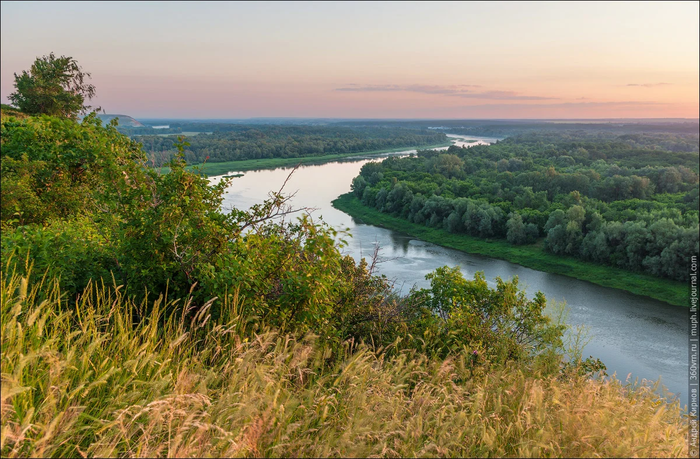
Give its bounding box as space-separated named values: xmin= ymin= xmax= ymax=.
xmin=231 ymin=163 xmax=315 ymax=235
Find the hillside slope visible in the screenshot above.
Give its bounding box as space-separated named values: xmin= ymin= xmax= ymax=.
xmin=94 ymin=113 xmax=146 ymax=127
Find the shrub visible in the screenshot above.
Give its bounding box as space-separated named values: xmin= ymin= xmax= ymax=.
xmin=405 ymin=267 xmax=566 ymax=367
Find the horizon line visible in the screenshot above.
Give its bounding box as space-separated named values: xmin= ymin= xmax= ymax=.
xmin=125 ymin=116 xmax=700 ymax=122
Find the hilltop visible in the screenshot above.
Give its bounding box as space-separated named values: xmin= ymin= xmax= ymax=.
xmin=1 ymin=106 xmax=146 ymax=128
xmin=94 ymin=113 xmax=146 ymax=127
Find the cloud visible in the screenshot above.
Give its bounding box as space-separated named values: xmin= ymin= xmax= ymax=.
xmin=557 ymin=101 xmax=666 ymax=107
xmin=336 ymin=84 xmax=481 ymax=94
xmin=626 ymin=83 xmax=671 ymax=88
xmin=335 ymin=84 xmax=555 ymax=100
xmin=450 ymin=90 xmax=556 ymax=101
xmin=456 ymin=100 xmax=667 ymax=110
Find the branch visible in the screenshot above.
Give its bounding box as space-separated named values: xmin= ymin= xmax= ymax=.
xmin=231 ymin=164 xmax=312 ymax=235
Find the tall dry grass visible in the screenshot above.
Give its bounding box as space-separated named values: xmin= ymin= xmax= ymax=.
xmin=1 ymin=270 xmax=688 ymax=457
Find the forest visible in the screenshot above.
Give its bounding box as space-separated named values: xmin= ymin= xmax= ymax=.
xmin=128 ymin=125 xmax=448 ymax=166
xmin=350 ymin=131 xmax=699 ymax=282
xmin=337 ymin=118 xmax=700 ymax=138
xmin=1 ymin=106 xmax=688 ymax=457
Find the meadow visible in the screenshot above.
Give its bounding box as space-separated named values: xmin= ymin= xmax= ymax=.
xmin=1 ymin=271 xmax=688 ymax=458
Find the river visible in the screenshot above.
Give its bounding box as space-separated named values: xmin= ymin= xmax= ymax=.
xmin=210 ymin=134 xmax=688 ymax=406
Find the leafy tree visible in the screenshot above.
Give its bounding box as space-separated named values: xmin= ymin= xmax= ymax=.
xmin=506 ymin=213 xmax=536 ymax=245
xmin=506 ymin=213 xmax=524 ymax=244
xmin=1 ymin=113 xmax=142 ymax=226
xmin=657 ymin=167 xmax=682 ymax=193
xmin=409 ymin=267 xmax=565 ymax=363
xmin=9 ymin=53 xmax=97 ymax=119
xmin=351 ymin=175 xmax=368 ymax=198
xmin=432 ymin=154 xmax=464 ymax=178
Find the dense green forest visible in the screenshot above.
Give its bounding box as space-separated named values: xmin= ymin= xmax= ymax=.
xmin=350 ymin=132 xmax=699 ymax=283
xmin=1 ymin=106 xmax=688 ymax=456
xmin=129 ymin=125 xmax=448 ymax=166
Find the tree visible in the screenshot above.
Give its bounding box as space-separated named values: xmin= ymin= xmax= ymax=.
xmin=657 ymin=167 xmax=682 ymax=193
xmin=9 ymin=52 xmax=97 ymax=119
xmin=506 ymin=213 xmax=528 ymax=245
xmin=412 ymin=267 xmax=565 ymax=362
xmin=432 ymin=154 xmax=464 ymax=178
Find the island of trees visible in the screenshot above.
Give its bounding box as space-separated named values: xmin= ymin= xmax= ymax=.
xmin=0 ymin=54 xmax=689 ymax=457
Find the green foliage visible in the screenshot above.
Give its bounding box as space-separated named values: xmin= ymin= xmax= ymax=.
xmin=332 ymin=192 xmax=687 ymax=307
xmin=506 ymin=212 xmax=538 ymax=244
xmin=405 ymin=267 xmax=565 ymax=367
xmin=8 ymin=53 xmax=97 ymax=119
xmin=351 ymin=133 xmax=699 ymax=282
xmin=134 ymin=124 xmax=448 ymax=167
xmin=0 ymin=104 xmax=27 ymax=119
xmin=0 ymin=116 xmax=414 ymax=347
xmin=1 ymin=218 xmax=116 ymax=297
xmin=1 ymin=113 xmax=144 ymax=226
xmin=0 ymin=110 xmax=571 ymax=363
xmin=103 ymin=139 xmax=240 ymax=302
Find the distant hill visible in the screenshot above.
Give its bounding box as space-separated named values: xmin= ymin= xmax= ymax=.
xmin=95 ymin=114 xmax=146 ymax=128
xmin=0 ymin=108 xmax=148 ymax=127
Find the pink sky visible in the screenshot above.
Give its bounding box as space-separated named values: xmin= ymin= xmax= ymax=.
xmin=1 ymin=1 xmax=698 ymax=119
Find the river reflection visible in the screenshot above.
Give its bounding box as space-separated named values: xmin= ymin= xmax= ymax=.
xmin=211 ymin=137 xmax=688 ymax=406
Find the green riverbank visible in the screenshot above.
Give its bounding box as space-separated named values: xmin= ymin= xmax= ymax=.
xmin=159 ymin=142 xmax=452 ymax=176
xmin=332 ymin=193 xmax=687 ymax=307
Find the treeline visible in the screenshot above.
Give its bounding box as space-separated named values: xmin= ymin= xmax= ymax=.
xmin=132 ymin=125 xmax=447 ymax=166
xmin=351 ymin=132 xmax=699 ymax=282
xmin=336 ymin=119 xmax=700 ymax=138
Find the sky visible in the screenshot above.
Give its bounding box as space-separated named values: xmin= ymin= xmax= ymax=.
xmin=1 ymin=1 xmax=698 ymax=119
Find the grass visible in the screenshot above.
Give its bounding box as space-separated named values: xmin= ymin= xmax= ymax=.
xmin=156 ymin=142 xmax=452 ymax=176
xmin=332 ymin=193 xmax=688 ymax=307
xmin=0 ymin=270 xmax=688 ymax=457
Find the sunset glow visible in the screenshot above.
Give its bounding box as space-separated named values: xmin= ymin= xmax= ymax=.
xmin=1 ymin=1 xmax=698 ymax=119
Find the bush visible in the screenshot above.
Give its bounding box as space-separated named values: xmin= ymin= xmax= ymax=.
xmin=1 ymin=217 xmax=117 ymax=298
xmin=404 ymin=267 xmax=566 ymax=367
